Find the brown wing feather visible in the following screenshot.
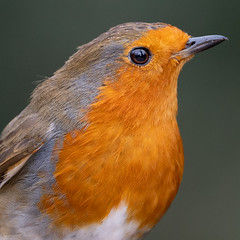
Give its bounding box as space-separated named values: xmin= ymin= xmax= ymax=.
xmin=0 ymin=113 xmax=48 ymax=188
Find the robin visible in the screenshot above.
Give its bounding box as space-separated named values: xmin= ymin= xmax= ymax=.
xmin=0 ymin=22 xmax=227 ymax=240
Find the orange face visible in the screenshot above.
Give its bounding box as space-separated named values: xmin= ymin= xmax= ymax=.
xmin=92 ymin=26 xmax=190 ymax=130
xmin=124 ymin=25 xmax=190 ymax=70
xmin=102 ymin=25 xmax=190 ymax=95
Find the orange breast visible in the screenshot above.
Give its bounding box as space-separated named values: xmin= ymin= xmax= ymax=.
xmin=40 ymin=113 xmax=183 ymax=229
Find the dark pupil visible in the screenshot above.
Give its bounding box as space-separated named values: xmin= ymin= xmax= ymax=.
xmin=130 ymin=48 xmax=149 ymax=65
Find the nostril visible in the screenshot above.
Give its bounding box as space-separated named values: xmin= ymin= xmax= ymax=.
xmin=185 ymin=40 xmax=196 ymax=49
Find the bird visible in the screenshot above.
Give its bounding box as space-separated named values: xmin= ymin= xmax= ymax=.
xmin=0 ymin=22 xmax=227 ymax=240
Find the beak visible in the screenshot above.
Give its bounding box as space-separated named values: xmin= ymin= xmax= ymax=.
xmin=173 ymin=35 xmax=228 ymax=58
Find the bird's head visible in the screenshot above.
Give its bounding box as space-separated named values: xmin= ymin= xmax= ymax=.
xmin=32 ymin=22 xmax=227 ymax=130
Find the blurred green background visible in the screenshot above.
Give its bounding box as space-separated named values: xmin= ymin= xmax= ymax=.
xmin=0 ymin=0 xmax=239 ymax=239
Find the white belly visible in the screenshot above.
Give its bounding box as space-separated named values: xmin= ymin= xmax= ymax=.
xmin=63 ymin=203 xmax=147 ymax=240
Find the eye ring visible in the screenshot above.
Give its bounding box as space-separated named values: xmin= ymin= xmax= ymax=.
xmin=128 ymin=47 xmax=152 ymax=66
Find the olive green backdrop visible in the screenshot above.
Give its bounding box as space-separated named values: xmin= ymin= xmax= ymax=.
xmin=0 ymin=1 xmax=239 ymax=239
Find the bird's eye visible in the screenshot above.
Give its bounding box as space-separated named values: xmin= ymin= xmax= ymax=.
xmin=129 ymin=47 xmax=152 ymax=66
